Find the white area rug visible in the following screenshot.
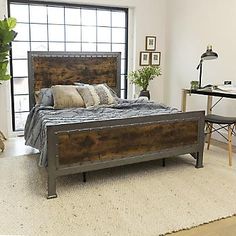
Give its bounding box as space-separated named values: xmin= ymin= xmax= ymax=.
xmin=0 ymin=146 xmax=236 ymax=236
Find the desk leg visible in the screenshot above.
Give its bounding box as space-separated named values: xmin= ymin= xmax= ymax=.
xmin=207 ymin=96 xmax=213 ymax=115
xmin=0 ymin=131 xmax=7 ymax=152
xmin=205 ymin=96 xmax=213 ymax=146
xmin=181 ymin=89 xmax=188 ymax=112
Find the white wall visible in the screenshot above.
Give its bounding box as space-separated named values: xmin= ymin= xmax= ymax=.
xmin=166 ymin=0 xmax=236 ymax=114
xmin=0 ymin=0 xmax=167 ymax=136
xmin=0 ymin=0 xmax=12 ymax=137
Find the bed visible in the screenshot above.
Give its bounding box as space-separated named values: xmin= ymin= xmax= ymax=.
xmin=25 ymin=51 xmax=205 ymax=199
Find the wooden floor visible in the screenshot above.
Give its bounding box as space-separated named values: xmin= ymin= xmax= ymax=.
xmin=0 ymin=137 xmax=236 ymax=235
xmin=172 ymin=216 xmax=236 ymax=236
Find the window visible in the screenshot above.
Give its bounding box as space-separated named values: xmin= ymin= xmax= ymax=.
xmin=9 ymin=1 xmax=128 ymax=131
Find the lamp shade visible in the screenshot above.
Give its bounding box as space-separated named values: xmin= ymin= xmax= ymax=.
xmin=201 ymin=45 xmax=218 ymax=60
xmin=197 ymin=45 xmax=218 ymax=89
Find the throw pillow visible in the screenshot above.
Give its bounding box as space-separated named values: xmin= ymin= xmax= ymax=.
xmin=35 ymin=88 xmax=54 ymax=106
xmin=77 ymin=84 xmax=117 ymax=108
xmin=52 ymin=85 xmax=85 ymax=109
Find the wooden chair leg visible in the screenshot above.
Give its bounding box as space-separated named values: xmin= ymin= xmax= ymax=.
xmin=0 ymin=130 xmax=7 ymax=140
xmin=228 ymin=125 xmax=233 ymax=166
xmin=0 ymin=139 xmax=5 ymax=152
xmin=207 ymin=123 xmax=213 ymax=150
xmin=205 ymin=122 xmax=210 ymax=146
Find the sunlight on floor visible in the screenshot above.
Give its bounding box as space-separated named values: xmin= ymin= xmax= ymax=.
xmin=0 ymin=137 xmax=38 ymax=158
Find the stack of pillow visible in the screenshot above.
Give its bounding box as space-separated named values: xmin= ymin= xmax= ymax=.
xmin=35 ymin=83 xmax=118 ymax=109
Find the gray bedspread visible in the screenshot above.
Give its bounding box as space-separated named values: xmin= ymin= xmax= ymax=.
xmin=24 ymin=99 xmax=179 ymax=167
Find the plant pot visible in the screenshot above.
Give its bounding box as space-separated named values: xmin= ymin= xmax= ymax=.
xmin=139 ymin=90 xmax=150 ymax=100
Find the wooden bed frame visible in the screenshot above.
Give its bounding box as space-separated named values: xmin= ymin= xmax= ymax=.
xmin=28 ymin=51 xmax=205 ymax=199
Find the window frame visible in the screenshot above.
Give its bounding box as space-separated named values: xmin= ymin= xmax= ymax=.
xmin=8 ymin=0 xmax=128 ymax=131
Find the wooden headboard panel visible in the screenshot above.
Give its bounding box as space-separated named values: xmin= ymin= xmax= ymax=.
xmin=28 ymin=51 xmax=121 ymax=108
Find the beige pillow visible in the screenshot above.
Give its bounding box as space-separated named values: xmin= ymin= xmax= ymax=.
xmin=77 ymin=84 xmax=117 ymax=108
xmin=52 ymin=85 xmax=85 ymax=109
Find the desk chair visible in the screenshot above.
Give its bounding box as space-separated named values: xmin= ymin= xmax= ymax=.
xmin=205 ymin=114 xmax=236 ymax=166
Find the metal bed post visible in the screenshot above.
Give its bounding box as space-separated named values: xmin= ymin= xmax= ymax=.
xmin=195 ymin=111 xmax=205 ymax=168
xmin=47 ymin=127 xmax=58 ymax=199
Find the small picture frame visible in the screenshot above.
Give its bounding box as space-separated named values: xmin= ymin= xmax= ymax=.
xmin=145 ymin=36 xmax=156 ymax=51
xmin=151 ymin=52 xmax=161 ymax=66
xmin=140 ymin=52 xmax=150 ymax=66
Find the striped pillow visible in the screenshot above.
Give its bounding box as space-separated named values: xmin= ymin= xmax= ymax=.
xmin=77 ymin=84 xmax=117 ymax=108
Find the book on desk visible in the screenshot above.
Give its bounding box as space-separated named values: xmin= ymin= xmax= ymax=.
xmin=215 ymin=85 xmax=236 ymax=93
xmin=196 ymin=84 xmax=236 ymax=94
xmin=182 ymin=85 xmax=236 ymax=112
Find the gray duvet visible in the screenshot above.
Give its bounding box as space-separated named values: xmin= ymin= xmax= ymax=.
xmin=24 ymin=99 xmax=179 ymax=167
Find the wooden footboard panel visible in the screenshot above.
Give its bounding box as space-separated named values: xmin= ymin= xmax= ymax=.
xmin=57 ymin=120 xmax=198 ymax=165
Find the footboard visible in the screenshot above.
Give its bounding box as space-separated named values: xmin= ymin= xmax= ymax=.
xmin=46 ymin=111 xmax=205 ymax=198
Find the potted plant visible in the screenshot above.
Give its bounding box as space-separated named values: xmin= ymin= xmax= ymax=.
xmin=128 ymin=65 xmax=161 ymax=99
xmin=0 ymin=17 xmax=17 ymax=84
xmin=0 ymin=17 xmax=17 ymax=152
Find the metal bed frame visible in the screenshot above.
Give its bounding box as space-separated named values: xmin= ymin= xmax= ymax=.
xmin=28 ymin=51 xmax=205 ymax=198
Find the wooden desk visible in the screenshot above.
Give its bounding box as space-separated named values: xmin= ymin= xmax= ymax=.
xmin=181 ymin=89 xmax=236 ymax=114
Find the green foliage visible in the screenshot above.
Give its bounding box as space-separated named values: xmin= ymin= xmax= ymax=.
xmin=0 ymin=17 xmax=17 ymax=83
xmin=128 ymin=66 xmax=161 ymax=91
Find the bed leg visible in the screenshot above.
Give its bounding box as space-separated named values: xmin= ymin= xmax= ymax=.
xmin=82 ymin=172 xmax=87 ymax=183
xmin=47 ymin=174 xmax=57 ymax=199
xmin=195 ymin=152 xmax=204 ymax=168
xmin=162 ymin=158 xmax=166 ymax=167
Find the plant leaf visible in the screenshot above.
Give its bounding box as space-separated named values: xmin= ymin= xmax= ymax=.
xmin=128 ymin=65 xmax=161 ymax=90
xmin=7 ymin=17 xmax=17 ymax=30
xmin=0 ymin=60 xmax=8 ymax=67
xmin=0 ymin=74 xmax=11 ymax=81
xmin=0 ymin=17 xmax=17 ymax=82
xmin=0 ymin=53 xmax=8 ymax=61
xmin=1 ymin=30 xmax=16 ymax=44
xmin=0 ymin=45 xmax=10 ymax=53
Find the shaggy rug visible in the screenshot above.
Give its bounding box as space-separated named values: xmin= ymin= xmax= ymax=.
xmin=0 ymin=146 xmax=236 ymax=236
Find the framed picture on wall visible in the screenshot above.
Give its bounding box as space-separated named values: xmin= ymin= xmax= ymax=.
xmin=140 ymin=52 xmax=150 ymax=66
xmin=145 ymin=36 xmax=156 ymax=51
xmin=151 ymin=52 xmax=161 ymax=66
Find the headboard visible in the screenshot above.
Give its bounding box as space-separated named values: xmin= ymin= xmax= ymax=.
xmin=28 ymin=51 xmax=121 ymax=109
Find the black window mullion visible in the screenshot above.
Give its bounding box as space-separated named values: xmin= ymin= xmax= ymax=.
xmin=80 ymin=7 xmax=82 ymax=51
xmin=124 ymin=8 xmax=128 ymax=99
xmin=95 ymin=8 xmax=98 ymax=52
xmin=7 ymin=0 xmax=16 ymax=131
xmin=15 ymin=111 xmax=29 ymax=113
xmin=63 ymin=6 xmax=66 ymax=51
xmin=110 ymin=10 xmax=112 ymax=52
xmin=46 ymin=5 xmax=49 ymax=51
xmin=9 ymin=0 xmax=128 ymax=130
xmin=28 ymin=4 xmax=32 ymax=52
xmin=14 ymin=93 xmax=29 ymax=96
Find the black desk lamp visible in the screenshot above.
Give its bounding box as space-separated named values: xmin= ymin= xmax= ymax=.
xmin=196 ymin=45 xmax=218 ymax=88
